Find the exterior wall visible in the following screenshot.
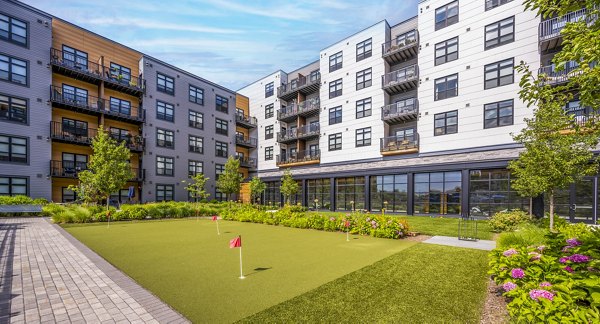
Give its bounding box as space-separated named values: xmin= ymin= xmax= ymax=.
xmin=141 ymin=56 xmax=237 ymax=202
xmin=234 ymin=93 xmax=256 ymax=178
xmin=0 ymin=0 xmax=53 ymax=199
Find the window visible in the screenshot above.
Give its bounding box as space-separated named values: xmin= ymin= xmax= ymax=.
xmin=265 ymin=125 xmax=274 ymax=139
xmin=215 ymin=141 xmax=228 ymax=158
xmin=356 ymin=68 xmax=372 ymax=90
xmin=109 ymin=63 xmax=131 ymax=82
xmin=355 ymin=127 xmax=371 ymax=147
xmin=329 ymin=106 xmax=342 ymax=125
xmin=396 ymin=30 xmax=417 ymax=47
xmin=486 ymin=0 xmax=513 ymax=11
xmin=215 ymin=118 xmax=228 ymax=135
xmin=0 ymin=54 xmax=27 ymax=85
xmin=265 ymin=104 xmax=274 ymax=119
xmin=265 ymin=82 xmax=274 ymax=97
xmin=335 ymin=177 xmax=365 ymax=210
xmin=265 ymin=146 xmax=273 ymax=160
xmin=156 ymin=184 xmax=174 ymax=201
xmin=109 ymin=97 xmax=131 ymax=116
xmin=484 ymin=99 xmax=514 ymax=128
xmin=188 ymin=160 xmax=203 ymax=177
xmin=157 ymin=73 xmax=174 ymax=94
xmin=62 ymin=84 xmax=87 ymax=104
xmin=356 ymin=98 xmax=372 ymax=119
xmin=189 ymin=85 xmax=204 ymax=105
xmin=484 ymin=58 xmax=514 ymax=89
xmin=216 ymin=95 xmax=228 ymax=113
xmin=370 ymin=175 xmax=408 ymax=213
xmin=156 ymin=156 xmax=174 ymax=176
xmin=485 ymin=17 xmax=514 ymax=49
xmin=0 ymin=135 xmax=26 ymax=163
xmin=157 ymin=101 xmax=174 ymax=122
xmin=356 ymin=38 xmax=372 ymax=61
xmin=263 ymin=181 xmax=281 ymax=206
xmin=156 ymin=129 xmax=174 ymax=148
xmin=189 ymin=135 xmax=203 ymax=153
xmin=435 ymin=37 xmax=458 ymax=65
xmin=62 ymin=187 xmax=76 ymax=202
xmin=307 ymin=178 xmax=331 ymax=210
xmin=329 ymin=133 xmax=342 ymax=151
xmin=329 ymin=79 xmax=343 ymax=99
xmin=61 ymin=118 xmax=88 ymax=139
xmin=109 ymin=127 xmax=130 ymax=144
xmin=469 ymin=169 xmax=526 ymax=217
xmin=414 ymin=172 xmax=462 ymax=215
xmin=215 ymin=164 xmax=225 ymax=179
xmin=0 ymin=94 xmax=26 ymax=124
xmin=435 ymin=1 xmax=459 ymax=30
xmin=434 ymin=74 xmax=458 ymax=100
xmin=61 ymin=152 xmax=87 ymax=172
xmin=309 ymin=70 xmax=320 ymax=82
xmin=188 ymin=110 xmax=203 ymax=129
xmin=329 ymin=51 xmax=343 ymax=72
xmin=434 ymin=110 xmax=458 ymax=135
xmin=0 ymin=176 xmax=27 ymax=196
xmin=62 ymin=45 xmax=87 ymax=69
xmin=0 ymin=14 xmax=27 ymax=46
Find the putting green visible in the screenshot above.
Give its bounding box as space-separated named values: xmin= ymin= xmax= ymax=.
xmin=64 ymin=219 xmax=416 ymax=323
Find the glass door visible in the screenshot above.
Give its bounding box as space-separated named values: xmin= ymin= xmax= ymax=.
xmin=572 ymin=178 xmax=594 ymax=223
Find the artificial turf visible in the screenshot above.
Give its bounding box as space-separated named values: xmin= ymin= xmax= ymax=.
xmin=63 ymin=219 xmax=416 ymax=323
xmin=240 ymin=243 xmax=490 ymax=323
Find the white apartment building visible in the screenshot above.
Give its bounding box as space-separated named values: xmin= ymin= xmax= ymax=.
xmin=238 ymin=0 xmax=597 ymax=223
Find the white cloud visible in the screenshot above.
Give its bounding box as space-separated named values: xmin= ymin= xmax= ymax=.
xmin=77 ymin=17 xmax=243 ymax=34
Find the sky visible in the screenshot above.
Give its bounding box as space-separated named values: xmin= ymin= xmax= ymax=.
xmin=23 ymin=0 xmax=419 ymax=90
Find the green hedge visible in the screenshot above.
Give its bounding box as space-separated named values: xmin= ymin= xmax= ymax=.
xmin=0 ymin=195 xmax=48 ymax=206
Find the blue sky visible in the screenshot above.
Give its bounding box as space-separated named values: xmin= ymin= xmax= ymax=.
xmin=24 ymin=0 xmax=418 ymax=90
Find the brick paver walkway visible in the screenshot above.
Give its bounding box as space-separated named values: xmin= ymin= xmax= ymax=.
xmin=0 ymin=218 xmax=189 ymax=324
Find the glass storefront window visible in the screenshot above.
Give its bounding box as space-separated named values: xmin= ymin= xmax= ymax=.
xmin=414 ymin=171 xmax=462 ymax=215
xmin=370 ymin=174 xmax=408 ymax=213
xmin=335 ymin=177 xmax=365 ymax=210
xmin=307 ymin=178 xmax=331 ymax=210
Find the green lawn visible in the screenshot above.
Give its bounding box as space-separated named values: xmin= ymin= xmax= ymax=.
xmin=63 ymin=219 xmax=416 ymax=323
xmin=240 ymin=244 xmax=490 ymax=323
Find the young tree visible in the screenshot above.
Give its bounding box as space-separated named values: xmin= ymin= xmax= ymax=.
xmin=216 ymin=156 xmax=243 ymax=202
xmin=280 ymin=169 xmax=299 ymax=205
xmin=183 ymin=173 xmax=210 ymax=218
xmin=249 ymin=176 xmax=266 ymax=204
xmin=69 ymin=127 xmax=133 ymax=211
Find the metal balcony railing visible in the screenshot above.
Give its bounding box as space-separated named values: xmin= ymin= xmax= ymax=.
xmin=276 ymin=149 xmax=320 ymax=166
xmin=277 ymin=72 xmax=321 ymax=99
xmin=381 ymin=99 xmax=418 ymax=122
xmin=50 ymin=47 xmax=103 ymax=78
xmin=539 ymin=9 xmax=588 ymax=41
xmin=109 ymin=133 xmax=145 ymax=152
xmin=380 ymin=134 xmax=419 ymax=153
xmin=235 ymin=113 xmax=258 ymax=128
xmin=277 ymin=123 xmax=320 ymax=143
xmin=237 ymin=157 xmax=257 ymax=168
xmin=382 ymin=65 xmax=419 ymax=92
xmin=277 ymin=98 xmax=320 ymax=121
xmin=538 ymin=61 xmax=583 ymax=86
xmin=50 ymin=160 xmax=88 ymax=178
xmin=235 ymin=135 xmax=258 ymax=148
xmin=50 ymin=121 xmax=97 ymax=144
xmin=382 ymin=30 xmax=419 ymax=60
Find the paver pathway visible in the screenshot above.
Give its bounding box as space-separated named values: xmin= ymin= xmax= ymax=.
xmin=423 ymin=235 xmax=496 ymax=251
xmin=0 ymin=217 xmax=189 ymax=324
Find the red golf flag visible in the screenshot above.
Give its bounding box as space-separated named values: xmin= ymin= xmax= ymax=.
xmin=212 ymin=215 xmax=218 ymax=221
xmin=344 ymin=220 xmax=350 ymax=228
xmin=229 ymin=236 xmax=242 ymax=248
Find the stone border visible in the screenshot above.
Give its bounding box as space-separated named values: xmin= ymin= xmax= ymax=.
xmin=49 ymin=219 xmax=190 ymax=323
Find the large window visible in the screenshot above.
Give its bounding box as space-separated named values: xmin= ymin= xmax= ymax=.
xmin=215 ymin=189 xmax=226 ymax=202
xmin=265 ymin=82 xmax=274 ymax=97
xmin=156 ymin=129 xmax=174 ymax=148
xmin=62 ymin=45 xmax=87 ymax=69
xmin=329 ymin=79 xmax=343 ymax=99
xmin=62 ymin=187 xmax=76 ymax=202
xmin=484 ymin=99 xmax=513 ymax=128
xmin=356 ymin=68 xmax=372 ymax=90
xmin=189 ymin=135 xmax=203 ymax=153
xmin=328 ymin=133 xmax=342 ymax=151
xmin=215 ymin=141 xmax=228 ymax=158
xmin=336 ymin=177 xmax=365 ymax=210
xmin=470 ymin=169 xmax=526 ymax=216
xmin=486 ymin=0 xmax=513 ymax=11
xmin=0 ymin=176 xmax=27 ymax=196
xmin=215 ymin=118 xmax=228 ymax=135
xmin=356 ymin=97 xmax=372 ymax=119
xmin=435 ymin=37 xmax=458 ymax=65
xmin=435 ymin=1 xmax=459 ymax=30
xmin=0 ymin=135 xmax=26 ymax=163
xmin=189 ymin=85 xmax=204 ymax=105
xmin=265 ymin=104 xmax=274 ymax=119
xmin=329 ymin=51 xmax=343 ymax=72
xmin=355 ymin=127 xmax=371 ymax=147
xmin=188 ymin=160 xmax=203 ymax=177
xmin=356 ymin=38 xmax=372 ymax=61
xmin=310 ymin=70 xmax=320 ymax=82
xmin=485 ymin=17 xmax=514 ymax=50
xmin=265 ymin=146 xmax=273 ymax=160
xmin=156 ymin=184 xmax=174 ymax=202
xmin=0 ymin=94 xmax=26 ymax=124
xmin=188 ymin=110 xmax=203 ymax=129
xmin=62 ymin=84 xmax=87 ymax=104
xmin=0 ymin=54 xmax=27 ymax=85
xmin=265 ymin=125 xmax=274 ymax=139
xmin=485 ymin=58 xmax=514 ymax=89
xmin=435 ymin=74 xmax=458 ymax=100
xmin=109 ymin=63 xmax=131 ymax=82
xmin=370 ymin=175 xmax=408 ymax=213
xmin=157 ymin=73 xmax=174 ymax=94
xmin=434 ymin=110 xmax=458 ymax=136
xmin=414 ymin=172 xmax=462 ymax=215
xmin=215 ymin=164 xmax=225 ymax=179
xmin=0 ymin=14 xmax=27 ymax=46
xmin=109 ymin=127 xmax=130 ymax=144
xmin=216 ymin=95 xmax=228 ymax=113
xmin=307 ymin=178 xmax=331 ymax=210
xmin=263 ymin=181 xmax=281 ymax=206
xmin=156 ymin=156 xmax=174 ymax=176
xmin=157 ymin=101 xmax=174 ymax=122
xmin=109 ymin=97 xmax=131 ymax=116
xmin=329 ymin=106 xmax=342 ymax=124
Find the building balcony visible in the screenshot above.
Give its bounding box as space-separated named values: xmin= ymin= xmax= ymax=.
xmin=50 ymin=160 xmax=144 ymax=181
xmin=50 ymin=121 xmax=97 ymax=146
xmin=380 ymin=135 xmax=419 ymax=156
xmin=235 ymin=135 xmax=258 ymax=149
xmin=131 ymin=168 xmax=145 ymax=182
xmin=110 ymin=134 xmax=145 ymax=153
xmin=237 ymin=157 xmax=257 ymax=169
xmin=277 ymin=98 xmax=320 ymax=123
xmin=382 ymin=30 xmax=419 ymax=64
xmin=277 ymin=73 xmax=321 ymax=101
xmin=277 ymin=123 xmax=320 ymax=144
xmin=539 ymin=9 xmax=587 ymax=53
xmin=104 ymin=67 xmax=145 ymax=96
xmin=381 ymin=99 xmax=418 ymax=124
xmin=537 ymin=62 xmax=582 ymax=86
xmin=382 ymin=65 xmax=419 ymax=95
xmin=235 ymin=113 xmax=258 ymax=129
xmin=276 ymin=149 xmax=320 ymax=167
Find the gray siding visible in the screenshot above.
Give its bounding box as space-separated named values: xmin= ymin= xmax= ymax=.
xmin=0 ymin=0 xmax=52 ymax=199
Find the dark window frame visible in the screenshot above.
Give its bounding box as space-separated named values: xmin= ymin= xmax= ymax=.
xmin=215 ymin=141 xmax=228 ymax=158
xmin=109 ymin=62 xmax=131 ymax=82
xmin=188 ymin=110 xmax=203 ymax=129
xmin=0 ymin=134 xmax=27 ymax=163
xmin=329 ymin=51 xmax=343 ymax=72
xmin=329 ymin=106 xmax=342 ymax=125
xmin=329 ymin=79 xmax=343 ymax=99
xmin=188 ymin=160 xmax=203 ymax=177
xmin=356 ymin=97 xmax=372 ymax=119
xmin=485 ymin=16 xmax=515 ymax=50
xmin=484 ymin=99 xmax=514 ymax=129
xmin=216 ymin=95 xmax=229 ymax=114
xmin=356 ymin=38 xmax=372 ymax=61
xmin=0 ymin=13 xmax=28 ymax=47
xmin=0 ymin=176 xmax=27 ymax=196
xmin=265 ymin=146 xmax=273 ymax=160
xmin=434 ymin=74 xmax=458 ymax=101
xmin=355 ymin=127 xmax=371 ymax=147
xmin=156 ymin=156 xmax=174 ymax=176
xmin=0 ymin=93 xmax=27 ymax=124
xmin=328 ymin=133 xmax=342 ymax=151
xmin=434 ymin=37 xmax=458 ymax=66
xmin=156 ymin=184 xmax=174 ymax=201
xmin=435 ymin=1 xmax=459 ymax=30
xmin=265 ymin=103 xmax=274 ymax=119
xmin=156 ymin=128 xmax=174 ymax=148
xmin=485 ymin=0 xmax=513 ymax=11
xmin=157 ymin=100 xmax=174 ymax=122
xmin=215 ymin=118 xmax=228 ymax=136
xmin=484 ymin=58 xmax=514 ymax=89
xmin=434 ymin=110 xmax=458 ymax=136
xmin=356 ymin=68 xmax=372 ymax=90
xmin=157 ymin=72 xmax=175 ymax=95
xmin=265 ymin=82 xmax=274 ymax=97
xmin=265 ymin=125 xmax=274 ymax=139
xmin=189 ymin=85 xmax=204 ymax=105
xmin=0 ymin=53 xmax=27 ymax=86
xmin=188 ymin=135 xmax=204 ymax=154
xmin=109 ymin=97 xmax=131 ymax=116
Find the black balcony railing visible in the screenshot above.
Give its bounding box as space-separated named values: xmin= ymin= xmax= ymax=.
xmin=382 ymin=65 xmax=419 ymax=93
xmin=539 ymin=9 xmax=587 ymax=42
xmin=538 ymin=61 xmax=583 ymax=86
xmin=381 ymin=99 xmax=418 ymax=123
xmin=50 ymin=121 xmax=97 ymax=144
xmin=276 ymin=149 xmax=320 ymax=166
xmin=277 ymin=123 xmax=320 ymax=143
xmin=235 ymin=135 xmax=258 ymax=148
xmin=277 ymin=73 xmax=321 ymax=99
xmin=110 ymin=134 xmax=145 ymax=152
xmin=50 ymin=48 xmax=103 ymax=79
xmin=382 ymin=30 xmax=419 ymax=63
xmin=380 ymin=134 xmax=419 ymax=154
xmin=235 ymin=113 xmax=258 ymax=128
xmin=277 ymin=98 xmax=320 ymax=121
xmin=105 ymin=66 xmax=144 ymax=94
xmin=50 ymin=160 xmax=88 ymax=178
xmin=237 ymin=157 xmax=257 ymax=169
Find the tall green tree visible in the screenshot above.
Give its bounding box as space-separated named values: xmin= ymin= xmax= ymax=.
xmin=183 ymin=173 xmax=210 ymax=217
xmin=69 ymin=127 xmax=133 ymax=210
xmin=249 ymin=176 xmax=266 ymax=204
xmin=509 ymin=0 xmax=600 ymax=230
xmin=280 ymin=169 xmax=299 ymax=205
xmin=216 ymin=156 xmax=243 ymax=202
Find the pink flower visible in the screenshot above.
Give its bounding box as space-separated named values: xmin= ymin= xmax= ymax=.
xmin=529 ymin=289 xmax=554 ymax=301
xmin=561 ymin=246 xmax=571 ymax=253
xmin=564 ymin=266 xmax=574 ymax=273
xmin=503 ymin=282 xmax=517 ymax=292
xmin=329 ymin=217 xmax=335 ymax=221
xmin=511 ymin=268 xmax=525 ymax=279
xmin=528 ymin=252 xmax=541 ymax=261
xmin=559 ymin=257 xmax=569 ymax=264
xmin=539 ymin=282 xmax=552 ymax=287
xmin=537 ymin=245 xmax=546 ymax=252
xmin=566 ymin=238 xmax=581 ymax=246
xmin=570 ymin=254 xmax=591 ymax=263
xmin=503 ymin=249 xmax=518 ymax=257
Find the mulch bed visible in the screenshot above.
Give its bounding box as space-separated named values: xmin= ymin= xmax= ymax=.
xmin=480 ymin=279 xmax=509 ymax=324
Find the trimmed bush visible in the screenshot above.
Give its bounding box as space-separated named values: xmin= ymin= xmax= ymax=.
xmin=489 ymin=209 xmax=531 ymax=232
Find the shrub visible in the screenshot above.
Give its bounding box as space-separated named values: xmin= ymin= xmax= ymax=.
xmin=0 ymin=195 xmax=33 ymax=205
xmin=489 ymin=209 xmax=531 ymax=232
xmin=497 ymin=223 xmax=547 ymax=249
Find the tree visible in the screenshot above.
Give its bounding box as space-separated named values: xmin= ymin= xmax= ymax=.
xmin=183 ymin=173 xmax=210 ymax=218
xmin=69 ymin=127 xmax=133 ymax=211
xmin=249 ymin=176 xmax=266 ymax=204
xmin=280 ymin=169 xmax=299 ymax=205
xmin=216 ymin=156 xmax=243 ymax=202
xmin=509 ymin=0 xmax=600 ymax=229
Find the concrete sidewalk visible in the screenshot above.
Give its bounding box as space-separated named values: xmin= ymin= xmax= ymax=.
xmin=423 ymin=236 xmax=496 ymax=251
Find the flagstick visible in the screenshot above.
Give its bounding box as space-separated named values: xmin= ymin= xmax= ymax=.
xmin=346 ymin=228 xmax=349 ymax=242
xmin=216 ymin=220 xmax=221 ymax=235
xmin=239 ymin=245 xmax=245 ymax=279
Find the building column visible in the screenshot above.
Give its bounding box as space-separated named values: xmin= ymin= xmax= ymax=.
xmin=407 ymin=172 xmax=414 ymax=215
xmin=461 ymin=169 xmax=470 ymax=218
xmin=594 ymin=177 xmax=598 ymax=224
xmin=365 ymin=175 xmax=370 ymax=211
xmin=330 ymin=177 xmax=335 ymax=211
xmin=301 ymin=179 xmax=307 ymax=207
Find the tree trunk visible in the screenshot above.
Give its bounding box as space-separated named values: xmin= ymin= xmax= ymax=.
xmin=529 ymin=197 xmax=532 ymax=217
xmin=549 ymin=190 xmax=554 ymax=231
xmin=106 ymin=195 xmax=110 ymax=228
